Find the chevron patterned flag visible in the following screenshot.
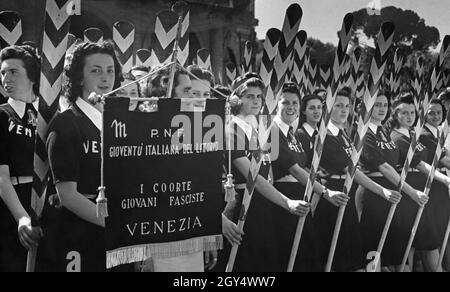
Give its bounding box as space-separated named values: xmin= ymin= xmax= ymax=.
xmin=397 ymin=35 xmax=450 ymax=272
xmin=27 ymin=0 xmax=73 ymax=272
xmin=135 ymin=48 xmax=151 ymax=67
xmin=302 ymin=47 xmax=311 ymax=94
xmin=0 ymin=10 xmax=22 ymax=48
xmin=318 ymin=64 xmax=332 ymax=91
xmin=176 ymin=8 xmax=189 ymax=67
xmin=291 ymin=30 xmax=308 ymax=82
xmin=259 ymin=28 xmax=281 ymax=88
xmin=225 ymin=62 xmax=237 ymax=88
xmin=84 ymin=27 xmax=103 ymax=44
xmin=411 ymin=57 xmax=425 ymax=112
xmin=113 ymin=21 xmax=135 ymax=73
xmin=306 ymin=60 xmax=317 ymax=94
xmin=242 ymin=41 xmax=253 ymax=74
xmin=0 ymin=10 xmax=22 ymax=97
xmin=355 ymin=63 xmax=366 ymax=100
xmin=287 ymin=13 xmax=353 ymax=272
xmin=429 ymin=37 xmax=450 ymax=99
xmin=348 ymin=47 xmax=363 ymax=124
xmin=196 ymin=48 xmax=212 ymax=71
xmin=342 ymin=54 xmax=352 ymax=87
xmin=348 ymin=47 xmax=362 ymax=93
xmin=326 ymin=22 xmax=395 ymax=273
xmin=291 ymin=30 xmax=307 ymax=94
xmin=149 ymin=10 xmax=178 ymax=67
xmin=388 ymin=48 xmax=404 ymax=96
xmin=32 ymin=0 xmax=73 ymax=221
xmin=266 ymin=3 xmax=302 ymax=115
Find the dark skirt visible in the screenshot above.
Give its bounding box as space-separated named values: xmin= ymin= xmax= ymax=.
xmin=429 ymin=178 xmax=450 ymax=244
xmin=360 ymin=176 xmax=406 ymax=267
xmin=313 ymin=178 xmax=364 ymax=271
xmin=224 ymin=188 xmax=278 ymax=272
xmin=0 ymin=183 xmax=32 ymax=272
xmin=400 ymin=172 xmax=440 ymax=251
xmin=272 ymin=182 xmax=320 ymax=272
xmin=37 ymin=205 xmax=106 ymax=272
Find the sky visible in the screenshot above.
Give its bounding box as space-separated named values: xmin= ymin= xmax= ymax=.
xmin=255 ymin=0 xmax=450 ymax=48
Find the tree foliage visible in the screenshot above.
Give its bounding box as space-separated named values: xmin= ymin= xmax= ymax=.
xmin=351 ymin=6 xmax=440 ymax=52
xmin=307 ymin=38 xmax=336 ymax=66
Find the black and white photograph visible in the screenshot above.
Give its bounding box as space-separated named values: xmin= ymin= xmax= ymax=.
xmin=1 ymin=0 xmax=450 ymax=275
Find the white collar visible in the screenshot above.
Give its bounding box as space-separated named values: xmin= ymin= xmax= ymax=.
xmin=395 ymin=127 xmax=410 ymax=138
xmin=232 ymin=115 xmax=257 ymax=141
xmin=328 ymin=122 xmax=341 ymax=136
xmin=8 ymin=98 xmax=39 ymax=119
xmin=75 ymin=97 xmax=102 ymax=131
xmin=274 ymin=115 xmax=291 ymax=137
xmin=425 ymin=123 xmax=438 ymax=138
xmin=302 ymin=122 xmax=317 ymax=137
xmin=368 ymin=122 xmax=379 ymax=134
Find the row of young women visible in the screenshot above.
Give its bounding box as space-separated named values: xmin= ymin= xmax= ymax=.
xmin=1 ymin=39 xmax=450 ymax=272
xmin=219 ymin=76 xmax=450 ymax=272
xmin=0 ymin=41 xmax=200 ymax=272
xmin=0 ymin=40 xmax=247 ymax=272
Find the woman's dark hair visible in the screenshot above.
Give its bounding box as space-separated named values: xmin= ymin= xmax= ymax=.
xmin=231 ymin=72 xmax=262 ymax=91
xmin=299 ymin=94 xmax=323 ymax=125
xmin=229 ymin=75 xmax=265 ymax=115
xmin=386 ymin=93 xmax=417 ymax=131
xmin=427 ymin=98 xmax=447 ymax=125
xmin=336 ymin=86 xmax=354 ymax=103
xmin=356 ymin=90 xmax=392 ymax=124
xmin=187 ymin=64 xmax=215 ymax=86
xmin=0 ymin=45 xmax=41 ymax=95
xmin=438 ymin=87 xmax=450 ymax=103
xmin=120 ymin=72 xmax=141 ymax=97
xmin=281 ymin=82 xmax=301 ymax=102
xmin=64 ymin=41 xmax=122 ymax=103
xmin=146 ymin=66 xmax=191 ymax=98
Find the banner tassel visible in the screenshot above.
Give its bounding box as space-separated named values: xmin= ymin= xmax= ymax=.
xmin=224 ymin=174 xmax=236 ymax=203
xmin=96 ymin=186 xmax=108 ymax=218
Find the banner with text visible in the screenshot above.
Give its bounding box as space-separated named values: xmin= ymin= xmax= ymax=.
xmin=103 ymin=98 xmax=225 ymax=269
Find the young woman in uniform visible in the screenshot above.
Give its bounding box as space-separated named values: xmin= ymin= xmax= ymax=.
xmin=221 ymin=75 xmax=309 ymax=272
xmin=0 ymin=45 xmax=43 ymax=272
xmin=297 ymin=94 xmax=322 ymax=169
xmin=358 ymin=92 xmax=419 ymax=271
xmin=313 ymin=89 xmax=401 ymax=272
xmin=419 ymin=98 xmax=450 ymax=271
xmin=270 ymin=83 xmax=347 ymax=271
xmin=45 ymin=41 xmax=122 ymax=272
xmin=389 ymin=94 xmax=450 ymax=271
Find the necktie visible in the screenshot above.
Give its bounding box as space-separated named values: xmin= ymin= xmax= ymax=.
xmin=26 ymin=103 xmax=37 ymax=126
xmin=310 ymin=129 xmax=318 ymax=149
xmin=288 ymin=126 xmax=296 ymax=144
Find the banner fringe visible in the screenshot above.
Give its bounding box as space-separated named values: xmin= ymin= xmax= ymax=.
xmin=106 ymin=235 xmax=223 ymax=269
